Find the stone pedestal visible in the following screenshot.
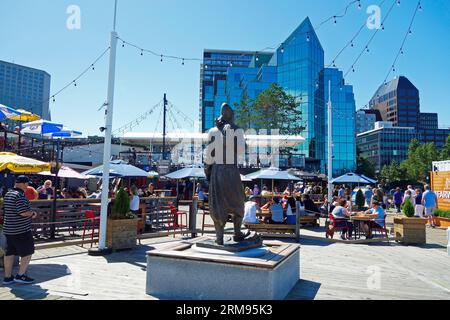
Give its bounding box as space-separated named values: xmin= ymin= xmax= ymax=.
xmin=146 ymin=236 xmax=300 ymax=300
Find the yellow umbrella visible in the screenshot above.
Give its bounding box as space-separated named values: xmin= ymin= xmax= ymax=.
xmin=9 ymin=109 xmax=41 ymax=122
xmin=0 ymin=152 xmax=51 ymax=173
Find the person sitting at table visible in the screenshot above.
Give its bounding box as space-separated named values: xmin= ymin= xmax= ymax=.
xmin=267 ymin=197 xmax=285 ymax=224
xmin=197 ymin=185 xmax=208 ymax=203
xmin=37 ymin=180 xmax=54 ymax=200
xmin=331 ymin=198 xmax=354 ymax=240
xmin=244 ymin=186 xmax=253 ymax=197
xmin=300 ymin=194 xmax=320 ymax=216
xmin=243 ymin=196 xmax=261 ymax=224
xmin=362 ymin=200 xmax=385 ymax=239
xmin=261 ymin=186 xmax=271 ymax=197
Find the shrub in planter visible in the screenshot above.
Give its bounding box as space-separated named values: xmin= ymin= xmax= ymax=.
xmin=355 ymin=189 xmax=365 ymax=210
xmin=106 ymin=188 xmax=138 ymax=250
xmin=402 ymin=199 xmax=415 ymax=218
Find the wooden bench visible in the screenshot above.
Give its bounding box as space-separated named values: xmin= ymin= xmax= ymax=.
xmin=298 ymin=216 xmax=320 ymax=227
xmin=244 ymin=223 xmax=296 ymax=235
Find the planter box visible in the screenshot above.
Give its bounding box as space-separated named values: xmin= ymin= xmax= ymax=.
xmin=394 ymin=217 xmax=427 ymax=245
xmin=106 ymin=218 xmax=138 ymax=250
xmin=436 ymin=217 xmax=450 ymax=228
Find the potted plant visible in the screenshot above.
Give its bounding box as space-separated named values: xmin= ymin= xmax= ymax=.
xmin=394 ymin=199 xmax=427 ymax=245
xmin=435 ymin=209 xmax=450 ymax=228
xmin=355 ymin=189 xmax=365 ymax=210
xmin=106 ymin=188 xmax=138 ymax=250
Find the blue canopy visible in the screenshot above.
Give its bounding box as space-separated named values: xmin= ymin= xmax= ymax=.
xmin=20 ymin=120 xmax=64 ymax=135
xmin=165 ymin=167 xmax=206 ymax=180
xmin=82 ymin=160 xmax=150 ymax=177
xmin=331 ymin=172 xmax=375 ymax=184
xmin=244 ymin=167 xmax=301 ymax=181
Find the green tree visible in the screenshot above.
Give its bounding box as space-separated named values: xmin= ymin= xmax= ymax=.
xmin=111 ymin=188 xmax=131 ymax=220
xmin=440 ymin=134 xmax=450 ymax=161
xmin=235 ymin=92 xmax=253 ymax=130
xmin=401 ymin=140 xmax=439 ymax=184
xmin=379 ymin=160 xmax=404 ymax=184
xmin=251 ymin=83 xmax=304 ymax=135
xmin=402 ymin=198 xmax=415 ymax=218
xmin=356 ymin=147 xmax=375 ymax=178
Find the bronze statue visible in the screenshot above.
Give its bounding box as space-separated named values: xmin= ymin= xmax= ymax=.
xmin=204 ymin=103 xmax=248 ymax=245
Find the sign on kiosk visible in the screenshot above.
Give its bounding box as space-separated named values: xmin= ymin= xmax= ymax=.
xmin=431 ymin=161 xmax=450 ymax=211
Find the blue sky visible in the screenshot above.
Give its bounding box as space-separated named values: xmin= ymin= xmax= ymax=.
xmin=1 ymin=0 xmax=449 ymax=136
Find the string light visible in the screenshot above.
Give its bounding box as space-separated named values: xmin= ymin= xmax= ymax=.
xmin=182 ymin=58 xmax=185 ymax=66
xmin=381 ymin=23 xmax=385 ymax=31
xmin=91 ymin=64 xmax=95 ymax=71
xmin=73 ymin=81 xmax=77 ymax=87
xmin=160 ymin=54 xmax=163 ymax=62
xmin=397 ymin=0 xmax=400 ymax=5
xmin=357 ymin=0 xmax=362 ymax=9
xmin=333 ymin=16 xmax=337 ymax=24
xmin=306 ymin=32 xmax=310 ymax=42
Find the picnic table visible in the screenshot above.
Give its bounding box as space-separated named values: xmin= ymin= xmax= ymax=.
xmin=350 ymin=213 xmax=378 ymax=239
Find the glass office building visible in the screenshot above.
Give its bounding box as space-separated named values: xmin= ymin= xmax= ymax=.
xmin=322 ymin=68 xmax=357 ymax=176
xmin=0 ymin=60 xmax=51 ymax=120
xmin=357 ymin=122 xmax=417 ymax=173
xmin=200 ymin=17 xmax=357 ymax=174
xmin=200 ymin=50 xmax=254 ymax=132
xmin=276 ymin=17 xmax=325 ymax=161
xmin=366 ymin=75 xmax=450 ymax=151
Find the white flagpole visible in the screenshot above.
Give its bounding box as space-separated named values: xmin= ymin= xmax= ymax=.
xmin=327 ymin=80 xmax=333 ymax=210
xmin=93 ymin=0 xmax=118 ymax=254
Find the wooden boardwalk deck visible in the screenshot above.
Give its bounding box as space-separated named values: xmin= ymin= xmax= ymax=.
xmin=1 ymin=228 xmax=449 ymax=300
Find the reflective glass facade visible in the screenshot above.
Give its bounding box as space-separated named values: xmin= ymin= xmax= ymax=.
xmin=357 ymin=124 xmax=417 ymax=173
xmin=200 ymin=17 xmax=357 ymax=174
xmin=200 ymin=50 xmax=254 ymax=132
xmin=276 ymin=17 xmax=325 ymax=161
xmin=323 ymin=68 xmax=356 ymax=175
xmin=0 ymin=60 xmax=51 ymax=120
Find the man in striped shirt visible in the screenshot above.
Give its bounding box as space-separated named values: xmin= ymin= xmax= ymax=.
xmin=2 ymin=175 xmax=37 ymax=285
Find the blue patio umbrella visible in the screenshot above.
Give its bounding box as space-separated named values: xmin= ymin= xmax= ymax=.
xmin=165 ymin=167 xmax=206 ymax=179
xmin=44 ymin=127 xmax=82 ymax=138
xmin=20 ymin=120 xmax=64 ymax=135
xmin=331 ymin=172 xmax=373 ymax=184
xmin=244 ymin=167 xmax=301 ymax=181
xmin=82 ymin=160 xmax=150 ymax=177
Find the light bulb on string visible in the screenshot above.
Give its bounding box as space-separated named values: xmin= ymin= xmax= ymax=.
xmin=140 ymin=49 xmax=143 ymax=56
xmin=419 ymin=2 xmax=422 ymax=11
xmin=160 ymin=55 xmax=163 ymax=62
xmin=397 ymin=0 xmax=400 ymax=6
xmin=352 ymin=66 xmax=355 ymax=73
xmin=408 ymin=29 xmax=412 ymax=35
xmin=52 ymin=96 xmax=55 ymax=103
xmin=91 ymin=64 xmax=95 ymax=71
xmin=392 ymin=65 xmax=396 ymax=72
xmin=357 ymin=0 xmax=361 ymax=9
xmin=306 ymin=33 xmax=310 ymax=42
xmin=350 ymin=41 xmax=354 ymax=48
xmin=73 ymin=81 xmax=77 ymax=87
xmin=381 ymin=24 xmax=385 ymax=31
xmin=122 ymin=41 xmax=125 ymax=48
xmin=182 ymin=58 xmax=185 ymax=66
xmin=366 ymin=46 xmax=369 ymax=53
xmin=333 ymin=16 xmax=337 ymax=24
xmin=332 ymin=61 xmax=336 ymax=68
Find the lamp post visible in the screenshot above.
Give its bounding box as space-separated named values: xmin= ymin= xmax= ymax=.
xmin=90 ymin=0 xmax=118 ymax=256
xmin=327 ymin=80 xmax=333 ymax=210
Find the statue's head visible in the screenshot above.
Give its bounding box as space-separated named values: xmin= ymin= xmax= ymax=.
xmin=220 ymin=103 xmax=234 ymax=122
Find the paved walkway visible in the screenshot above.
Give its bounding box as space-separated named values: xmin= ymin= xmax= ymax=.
xmin=1 ymin=231 xmax=449 ymax=300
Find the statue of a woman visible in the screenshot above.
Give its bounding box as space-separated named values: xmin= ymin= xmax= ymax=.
xmin=204 ymin=103 xmax=247 ymax=245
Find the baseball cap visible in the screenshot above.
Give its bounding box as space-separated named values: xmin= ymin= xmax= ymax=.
xmin=15 ymin=175 xmax=30 ymax=184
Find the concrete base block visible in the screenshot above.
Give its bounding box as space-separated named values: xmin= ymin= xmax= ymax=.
xmin=146 ymin=237 xmax=300 ymax=300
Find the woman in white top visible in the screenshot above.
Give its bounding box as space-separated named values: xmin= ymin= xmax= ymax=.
xmin=243 ymin=196 xmax=261 ymax=224
xmin=130 ymin=186 xmax=140 ymax=214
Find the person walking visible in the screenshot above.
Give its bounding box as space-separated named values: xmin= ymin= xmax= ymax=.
xmin=422 ymin=184 xmax=437 ymax=228
xmin=414 ymin=188 xmax=424 ymax=218
xmin=393 ymin=187 xmax=403 ymax=213
xmin=2 ymin=175 xmax=37 ymax=285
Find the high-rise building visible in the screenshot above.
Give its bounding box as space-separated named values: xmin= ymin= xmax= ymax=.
xmin=369 ymin=76 xmax=419 ymax=129
xmin=0 ymin=60 xmax=51 ymax=120
xmin=356 ymin=109 xmax=382 ymax=134
xmin=357 ymin=121 xmax=417 ymax=173
xmin=323 ymin=68 xmax=357 ymax=176
xmin=367 ymin=75 xmax=450 ymax=149
xmin=199 ymin=17 xmax=357 ymax=175
xmin=200 ymin=50 xmax=254 ymax=132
